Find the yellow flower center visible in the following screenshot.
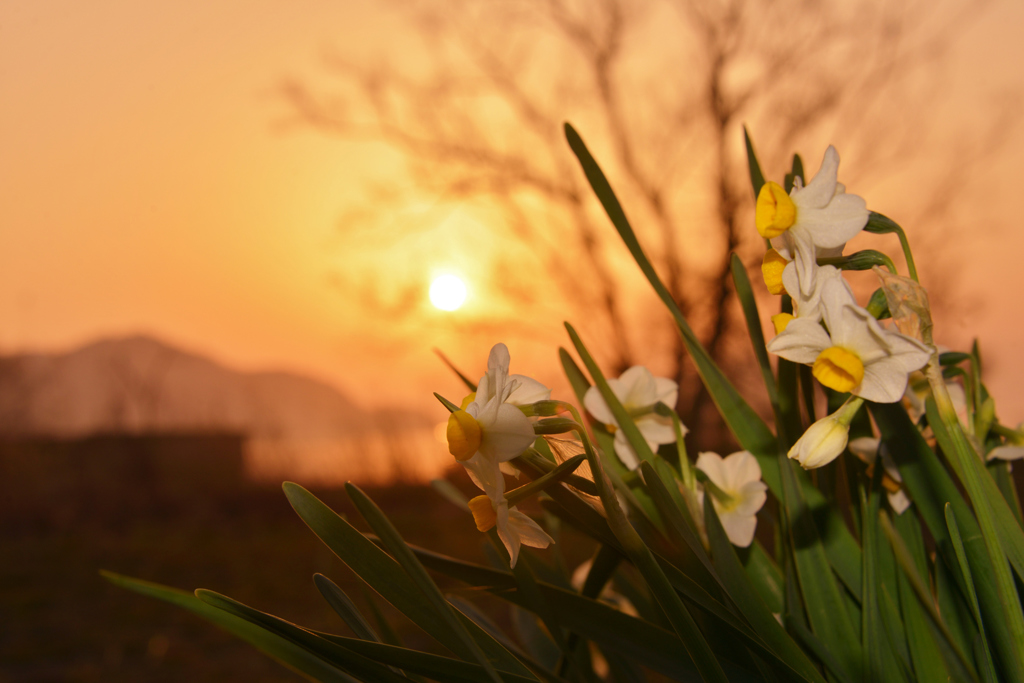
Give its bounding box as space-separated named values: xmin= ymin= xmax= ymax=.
xmin=761 ymin=249 xmax=789 ymax=295
xmin=755 ymin=182 xmax=797 ymax=239
xmin=447 ymin=410 xmax=482 ymax=461
xmin=468 ymin=495 xmax=497 ymax=531
xmin=771 ymin=313 xmax=795 ymax=335
xmin=813 ymin=346 xmax=864 ymax=393
xmin=459 ymin=392 xmax=477 ymax=410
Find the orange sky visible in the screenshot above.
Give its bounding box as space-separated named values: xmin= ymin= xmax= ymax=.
xmin=3 ymin=0 xmax=1024 ymax=425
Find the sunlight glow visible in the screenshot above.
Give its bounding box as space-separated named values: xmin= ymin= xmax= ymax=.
xmin=429 ymin=274 xmax=467 ymax=311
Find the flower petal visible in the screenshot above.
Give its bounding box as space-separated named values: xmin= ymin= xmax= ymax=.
xmin=792 ymin=146 xmax=840 ymax=209
xmin=508 ymin=374 xmax=551 ymax=405
xmin=720 ymin=510 xmax=758 ymax=548
xmin=766 ymin=317 xmax=831 ymax=365
xmin=479 ymin=402 xmax=537 ymax=462
xmin=507 ymin=509 xmax=554 ymax=549
xmin=613 ymin=433 xmax=641 ymax=470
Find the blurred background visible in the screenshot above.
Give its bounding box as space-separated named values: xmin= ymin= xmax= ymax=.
xmin=3 ymin=0 xmax=1024 ymax=680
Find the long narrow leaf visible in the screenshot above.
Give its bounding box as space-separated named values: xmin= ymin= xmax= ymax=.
xmin=282 ymin=482 xmax=535 ymax=679
xmin=196 ymin=589 xmax=412 ymax=683
xmin=345 ymin=483 xmax=509 ymax=683
xmin=314 ymin=573 xmax=382 ymax=643
xmin=101 ymin=572 xmax=361 ymax=683
xmin=777 ymin=452 xmax=862 ymax=678
xmin=700 ymin=485 xmax=827 ymax=683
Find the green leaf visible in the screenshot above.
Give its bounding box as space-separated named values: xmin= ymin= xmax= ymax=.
xmin=777 ymin=453 xmax=862 ymax=678
xmin=435 ymin=348 xmax=478 ymax=392
xmin=196 ymin=589 xmax=412 ymax=683
xmin=743 ymin=127 xmax=766 ymax=198
xmin=892 ymin=510 xmax=951 ymax=683
xmin=946 ymin=505 xmax=998 ymax=682
xmin=860 ymin=477 xmax=908 ymax=683
xmin=741 ymin=541 xmax=784 ymax=615
xmin=345 ymin=482 xmax=510 ymax=683
xmin=101 ymin=572 xmax=362 ymax=683
xmin=314 ymin=632 xmax=544 ymax=683
xmin=282 ymin=482 xmax=535 ymax=680
xmin=731 ymin=253 xmax=788 ymax=443
xmin=700 ymin=482 xmax=827 ymax=683
xmin=878 ymin=512 xmax=980 ymax=683
xmin=925 ymin=399 xmax=1024 ymax=681
xmin=432 ymin=478 xmax=471 ymax=512
xmin=314 ymin=573 xmax=382 ymax=643
xmin=784 ymin=618 xmax=854 ymax=683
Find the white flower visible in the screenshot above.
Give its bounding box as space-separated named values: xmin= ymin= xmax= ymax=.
xmin=583 ymin=366 xmax=680 ymax=470
xmin=447 ymin=344 xmax=539 ymax=506
xmin=757 ymin=146 xmax=868 ymax=298
xmin=476 ymin=343 xmax=551 ymax=407
xmin=766 ymin=276 xmax=931 ymax=403
xmin=848 ymin=437 xmax=911 ymax=514
xmin=695 ymin=451 xmax=767 ymax=547
xmin=781 ymin=263 xmax=843 ymax=322
xmin=468 ymin=495 xmax=553 ymax=568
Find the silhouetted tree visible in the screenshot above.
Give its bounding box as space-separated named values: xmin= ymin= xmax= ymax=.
xmin=283 ymin=0 xmax=1009 ymax=445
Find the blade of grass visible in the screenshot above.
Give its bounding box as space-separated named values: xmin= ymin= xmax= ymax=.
xmin=699 ymin=481 xmax=828 ymax=683
xmin=345 ymin=482 xmax=510 ymax=683
xmin=283 ymin=482 xmax=534 ymax=680
xmin=878 ymin=512 xmax=980 ymax=683
xmin=314 ymin=574 xmax=382 ymax=643
xmin=892 ymin=510 xmax=951 ymax=682
xmin=196 ymin=589 xmax=412 ymax=683
xmin=946 ymin=505 xmax=998 ymax=683
xmin=101 ymin=572 xmax=361 ymax=683
xmin=777 ymin=451 xmax=862 ymax=679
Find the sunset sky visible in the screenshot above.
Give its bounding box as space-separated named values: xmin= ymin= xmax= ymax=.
xmin=3 ymin=0 xmax=1024 ymax=426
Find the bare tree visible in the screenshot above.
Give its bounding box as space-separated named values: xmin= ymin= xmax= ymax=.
xmin=281 ymin=0 xmax=1006 ymax=445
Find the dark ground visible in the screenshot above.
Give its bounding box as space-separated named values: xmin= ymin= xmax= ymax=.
xmin=0 ymin=435 xmax=564 ymax=682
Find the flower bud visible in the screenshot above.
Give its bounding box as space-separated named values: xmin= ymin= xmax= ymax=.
xmin=789 ymin=416 xmax=850 ymax=469
xmin=788 ymin=397 xmax=864 ymax=469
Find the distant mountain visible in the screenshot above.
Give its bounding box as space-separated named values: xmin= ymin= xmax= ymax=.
xmin=0 ymin=335 xmax=431 ymax=440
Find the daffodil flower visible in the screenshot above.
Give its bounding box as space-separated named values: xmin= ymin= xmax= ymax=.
xmin=695 ymin=450 xmax=767 ymax=547
xmin=766 ymin=276 xmax=930 ymax=403
xmin=446 ymin=344 xmax=541 ymax=507
xmin=468 ymin=494 xmax=553 ymax=568
xmin=848 ymin=437 xmax=911 ymax=514
xmin=583 ymin=366 xmax=680 ymax=470
xmin=756 ymin=146 xmax=868 ymax=297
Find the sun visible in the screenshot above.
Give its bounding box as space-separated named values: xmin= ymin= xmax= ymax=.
xmin=429 ymin=274 xmax=467 ymax=311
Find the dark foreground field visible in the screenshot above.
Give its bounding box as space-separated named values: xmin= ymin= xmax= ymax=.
xmin=1 ymin=435 xmax=550 ymax=682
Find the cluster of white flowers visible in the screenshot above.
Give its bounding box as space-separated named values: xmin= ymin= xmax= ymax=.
xmin=758 ymin=147 xmax=932 ymax=471
xmin=583 ymin=367 xmax=767 ymax=547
